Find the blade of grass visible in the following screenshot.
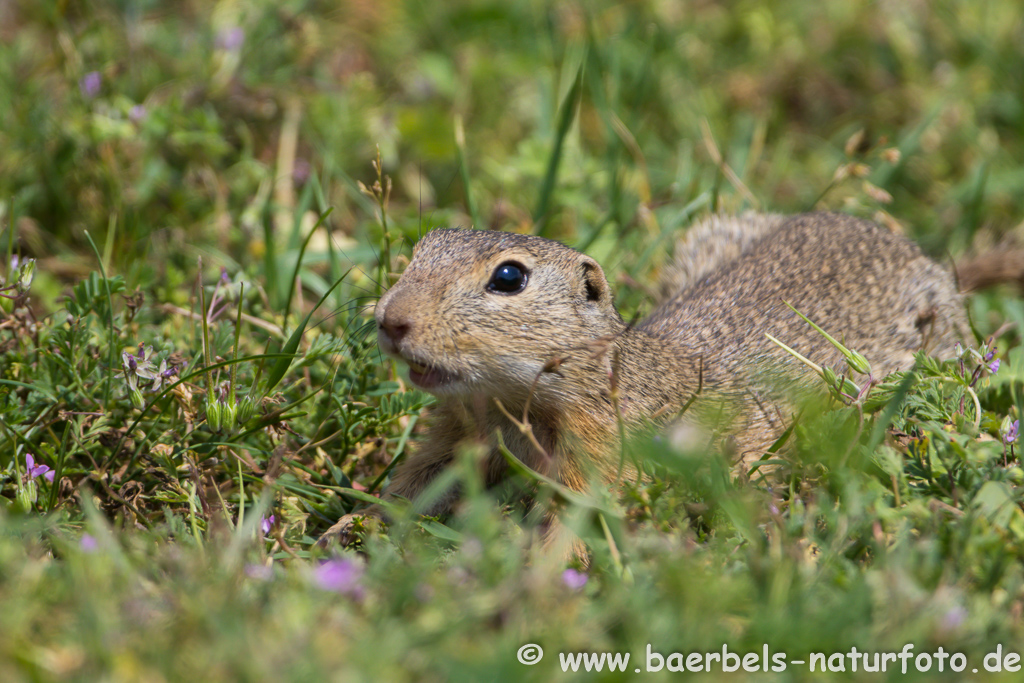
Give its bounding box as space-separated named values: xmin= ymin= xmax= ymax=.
xmin=367 ymin=415 xmax=419 ymax=495
xmin=46 ymin=418 xmax=74 ymax=511
xmin=83 ymin=230 xmax=118 ymax=406
xmin=283 ymin=207 xmax=334 ymax=324
xmin=265 ymin=266 xmax=352 ymax=394
xmin=454 ymin=115 xmax=482 ymax=230
xmin=260 ymin=194 xmax=281 ymax=309
xmin=534 ymin=58 xmax=585 ymax=237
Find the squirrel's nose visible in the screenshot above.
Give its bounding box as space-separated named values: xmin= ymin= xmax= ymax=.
xmin=378 ymin=311 xmax=410 ymax=348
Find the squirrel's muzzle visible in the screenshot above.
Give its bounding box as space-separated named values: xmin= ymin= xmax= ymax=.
xmin=375 ymin=290 xmax=411 ymax=355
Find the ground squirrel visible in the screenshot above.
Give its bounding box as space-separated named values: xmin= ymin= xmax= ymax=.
xmin=320 ymin=212 xmax=970 ymax=550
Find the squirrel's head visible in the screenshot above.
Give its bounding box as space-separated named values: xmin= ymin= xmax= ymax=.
xmin=375 ymin=229 xmax=623 ymax=398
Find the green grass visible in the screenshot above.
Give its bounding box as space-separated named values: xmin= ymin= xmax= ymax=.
xmin=2 ymin=0 xmax=1024 ymax=680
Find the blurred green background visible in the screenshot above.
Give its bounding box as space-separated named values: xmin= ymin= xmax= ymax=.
xmin=2 ymin=1 xmax=1024 ymax=681
xmin=3 ymin=0 xmax=1022 ymax=310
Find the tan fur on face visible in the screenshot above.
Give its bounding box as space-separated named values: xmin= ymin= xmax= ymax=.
xmin=376 ymin=229 xmax=622 ymax=404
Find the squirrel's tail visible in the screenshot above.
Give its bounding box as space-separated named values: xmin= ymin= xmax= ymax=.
xmin=956 ymin=250 xmax=1024 ymax=292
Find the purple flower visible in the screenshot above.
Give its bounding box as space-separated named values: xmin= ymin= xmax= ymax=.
xmin=122 ymin=343 xmax=177 ymax=394
xmin=79 ymin=71 xmax=101 ymax=98
xmin=312 ymin=557 xmax=365 ymax=597
xmin=293 ymin=158 xmax=311 ymax=184
xmin=562 ymin=568 xmax=588 ymax=590
xmin=216 ymin=27 xmax=245 ymax=51
xmin=1005 ymin=419 xmax=1019 ymax=445
xmin=80 ymin=534 xmax=98 ymax=552
xmin=129 ymin=105 xmax=147 ymax=122
xmin=989 ymin=359 xmax=1001 ymax=374
xmin=447 ymin=566 xmax=470 ymax=586
xmin=26 ymin=454 xmax=54 ymax=482
xmin=941 ymin=605 xmax=967 ymax=630
xmin=260 ymin=514 xmax=275 ymax=535
xmin=245 ymin=563 xmax=274 ymax=581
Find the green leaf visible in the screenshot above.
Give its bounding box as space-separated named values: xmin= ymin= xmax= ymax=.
xmin=417 ymin=519 xmax=464 ymax=543
xmin=972 ymin=481 xmax=1023 ymax=535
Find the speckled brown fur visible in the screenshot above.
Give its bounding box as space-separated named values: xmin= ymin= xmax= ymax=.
xmin=319 ymin=212 xmax=968 ymax=553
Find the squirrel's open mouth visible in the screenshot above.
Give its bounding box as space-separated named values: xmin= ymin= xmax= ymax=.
xmin=404 ymin=358 xmax=456 ymax=391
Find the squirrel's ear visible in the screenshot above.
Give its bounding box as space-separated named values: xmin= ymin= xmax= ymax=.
xmin=580 ymin=258 xmax=610 ymax=304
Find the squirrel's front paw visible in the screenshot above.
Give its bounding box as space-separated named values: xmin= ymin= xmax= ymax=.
xmin=316 ymin=511 xmax=382 ymax=549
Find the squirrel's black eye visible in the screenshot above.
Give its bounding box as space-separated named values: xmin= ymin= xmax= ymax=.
xmin=487 ymin=261 xmax=528 ymax=294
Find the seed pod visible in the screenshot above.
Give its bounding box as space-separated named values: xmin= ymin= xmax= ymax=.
xmin=847 ymin=351 xmax=872 ymax=377
xmin=1001 ymin=415 xmax=1018 ymax=443
xmin=221 ymin=400 xmax=237 ymax=430
xmin=130 ymin=388 xmax=145 ymax=409
xmin=18 ymin=258 xmax=36 ymax=291
xmin=207 ymin=398 xmax=223 ymax=431
xmin=236 ymin=396 xmax=256 ymax=425
xmin=16 ymin=483 xmax=35 ymax=512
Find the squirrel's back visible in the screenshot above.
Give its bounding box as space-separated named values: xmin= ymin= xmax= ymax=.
xmin=646 ymin=212 xmax=967 ymax=380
